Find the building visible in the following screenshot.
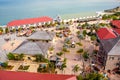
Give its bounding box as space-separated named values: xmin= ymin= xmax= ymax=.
xmin=0 ymin=70 xmax=76 ymax=80
xmin=96 ymin=27 xmax=120 ymax=71
xmin=7 ymin=16 xmax=53 ymax=29
xmin=111 ymin=20 xmax=120 ymax=29
xmin=2 ymin=31 xmax=55 ymax=59
xmin=27 ymin=31 xmax=55 ymax=41
xmin=105 ymin=39 xmax=120 ymax=70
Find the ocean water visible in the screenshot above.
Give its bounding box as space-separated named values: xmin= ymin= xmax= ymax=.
xmin=0 ymin=0 xmax=119 ymax=25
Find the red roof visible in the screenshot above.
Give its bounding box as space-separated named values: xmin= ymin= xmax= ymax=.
xmin=113 ymin=28 xmax=120 ymax=35
xmin=7 ymin=16 xmax=53 ymax=27
xmin=111 ymin=20 xmax=120 ymax=28
xmin=97 ymin=28 xmax=117 ymax=40
xmin=0 ymin=70 xmax=76 ymax=80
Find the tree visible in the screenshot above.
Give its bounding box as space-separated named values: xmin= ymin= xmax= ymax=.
xmin=16 ymin=53 xmax=24 ymax=60
xmin=49 ymin=47 xmax=54 ymax=51
xmin=72 ymin=64 xmax=80 ymax=74
xmin=1 ymin=62 xmax=8 ymax=68
xmin=82 ymin=30 xmax=87 ymax=37
xmin=5 ymin=27 xmax=9 ymax=33
xmin=48 ymin=62 xmax=56 ymax=73
xmin=77 ymin=72 xmax=106 ymax=80
xmin=85 ymin=72 xmax=104 ymax=80
xmin=18 ymin=27 xmax=22 ymax=32
xmin=34 ymin=54 xmax=46 ymax=62
xmin=61 ymin=62 xmax=67 ymax=73
xmin=77 ymin=75 xmax=83 ymax=80
xmin=91 ymin=35 xmax=97 ymax=41
xmin=77 ymin=48 xmax=84 ymax=53
xmin=0 ymin=27 xmax=3 ymax=34
xmin=60 ymin=58 xmax=67 ymax=74
xmin=82 ymin=51 xmax=89 ymax=61
xmin=7 ymin=53 xmax=15 ymax=60
xmin=56 ymin=52 xmax=64 ymax=56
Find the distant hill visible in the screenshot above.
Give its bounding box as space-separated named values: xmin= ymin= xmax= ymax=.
xmin=104 ymin=6 xmax=120 ymax=13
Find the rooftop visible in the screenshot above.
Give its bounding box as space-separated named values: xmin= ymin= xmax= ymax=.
xmin=97 ymin=28 xmax=117 ymax=40
xmin=2 ymin=40 xmax=23 ymax=52
xmin=0 ymin=70 xmax=76 ymax=80
xmin=100 ymin=37 xmax=120 ymax=53
xmin=108 ymin=39 xmax=120 ymax=55
xmin=12 ymin=40 xmax=51 ymax=55
xmin=7 ymin=16 xmax=53 ymax=27
xmin=113 ymin=28 xmax=120 ymax=35
xmin=27 ymin=31 xmax=54 ymax=41
xmin=111 ymin=20 xmax=120 ymax=29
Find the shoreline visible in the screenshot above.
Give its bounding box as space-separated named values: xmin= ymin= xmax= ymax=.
xmin=0 ymin=11 xmax=101 ymax=27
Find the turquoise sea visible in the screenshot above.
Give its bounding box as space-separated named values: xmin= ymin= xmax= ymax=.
xmin=0 ymin=0 xmax=119 ymax=25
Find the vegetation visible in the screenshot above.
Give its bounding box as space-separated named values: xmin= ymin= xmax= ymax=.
xmin=1 ymin=62 xmax=14 ymax=70
xmin=37 ymin=62 xmax=56 ymax=73
xmin=18 ymin=65 xmax=30 ymax=70
xmin=102 ymin=12 xmax=120 ymax=20
xmin=7 ymin=53 xmax=24 ymax=61
xmin=76 ymin=31 xmax=80 ymax=35
xmin=7 ymin=52 xmax=15 ymax=60
xmin=91 ymin=35 xmax=97 ymax=41
xmin=62 ymin=47 xmax=70 ymax=52
xmin=56 ymin=52 xmax=64 ymax=56
xmin=77 ymin=72 xmax=106 ymax=80
xmin=37 ymin=64 xmax=48 ymax=73
xmin=77 ymin=34 xmax=84 ymax=40
xmin=60 ymin=58 xmax=67 ymax=73
xmin=72 ymin=64 xmax=80 ymax=74
xmin=1 ymin=62 xmax=8 ymax=68
xmin=49 ymin=47 xmax=54 ymax=51
xmin=0 ymin=27 xmax=3 ymax=34
xmin=82 ymin=30 xmax=87 ymax=37
xmin=15 ymin=53 xmax=24 ymax=60
xmin=82 ymin=51 xmax=89 ymax=60
xmin=76 ymin=42 xmax=83 ymax=46
xmin=34 ymin=54 xmax=48 ymax=62
xmin=18 ymin=27 xmax=22 ymax=32
xmin=77 ymin=48 xmax=84 ymax=53
xmin=12 ymin=28 xmax=16 ymax=33
xmin=5 ymin=27 xmax=9 ymax=33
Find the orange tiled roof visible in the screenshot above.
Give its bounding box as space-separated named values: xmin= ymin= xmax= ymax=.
xmin=7 ymin=16 xmax=53 ymax=27
xmin=97 ymin=28 xmax=117 ymax=40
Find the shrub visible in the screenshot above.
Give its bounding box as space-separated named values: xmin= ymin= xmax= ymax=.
xmin=18 ymin=65 xmax=30 ymax=70
xmin=49 ymin=47 xmax=54 ymax=51
xmin=62 ymin=48 xmax=69 ymax=52
xmin=7 ymin=53 xmax=15 ymax=60
xmin=56 ymin=52 xmax=64 ymax=56
xmin=82 ymin=52 xmax=89 ymax=60
xmin=1 ymin=62 xmax=8 ymax=68
xmin=76 ymin=42 xmax=83 ymax=46
xmin=82 ymin=30 xmax=87 ymax=37
xmin=0 ymin=27 xmax=3 ymax=33
xmin=5 ymin=27 xmax=9 ymax=33
xmin=91 ymin=35 xmax=97 ymax=41
xmin=77 ymin=49 xmax=84 ymax=53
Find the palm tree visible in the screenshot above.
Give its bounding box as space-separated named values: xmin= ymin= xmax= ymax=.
xmin=60 ymin=58 xmax=67 ymax=74
xmin=61 ymin=62 xmax=67 ymax=74
xmin=72 ymin=64 xmax=80 ymax=74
